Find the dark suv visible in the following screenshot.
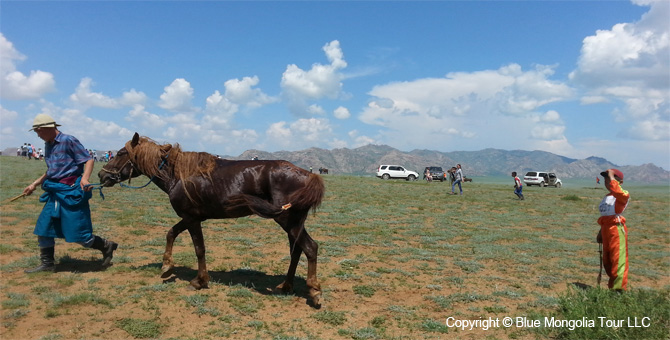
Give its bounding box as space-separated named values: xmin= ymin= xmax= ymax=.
xmin=424 ymin=166 xmax=446 ymax=181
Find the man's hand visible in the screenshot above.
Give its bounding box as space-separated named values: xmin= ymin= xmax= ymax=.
xmin=81 ymin=178 xmax=92 ymax=192
xmin=596 ymin=230 xmax=602 ymax=244
xmin=22 ymin=183 xmax=37 ymax=196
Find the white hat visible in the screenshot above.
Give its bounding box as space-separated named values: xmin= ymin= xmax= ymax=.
xmin=30 ymin=114 xmax=61 ymax=131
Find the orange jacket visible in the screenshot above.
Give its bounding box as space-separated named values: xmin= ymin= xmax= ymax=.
xmin=598 ymin=180 xmax=629 ymax=226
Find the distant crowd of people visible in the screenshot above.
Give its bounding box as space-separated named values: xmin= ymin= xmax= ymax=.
xmin=89 ymin=150 xmax=115 ymax=162
xmin=17 ymin=144 xmax=114 ymax=163
xmin=17 ymin=143 xmax=43 ymax=160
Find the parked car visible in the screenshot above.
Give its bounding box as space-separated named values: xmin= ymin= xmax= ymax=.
xmin=376 ymin=165 xmax=419 ymax=181
xmin=423 ymin=166 xmax=446 ymax=181
xmin=523 ymin=171 xmax=562 ymax=187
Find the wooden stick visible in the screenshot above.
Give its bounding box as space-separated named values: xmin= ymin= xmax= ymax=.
xmin=8 ymin=193 xmax=26 ymax=202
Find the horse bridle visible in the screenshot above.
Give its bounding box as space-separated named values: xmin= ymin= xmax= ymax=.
xmin=100 ymin=157 xmax=138 ymax=184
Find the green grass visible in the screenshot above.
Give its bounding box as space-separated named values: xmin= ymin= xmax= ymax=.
xmin=116 ymin=318 xmax=162 ymax=339
xmin=537 ymin=286 xmax=670 ymax=339
xmin=1 ymin=155 xmax=668 ymax=340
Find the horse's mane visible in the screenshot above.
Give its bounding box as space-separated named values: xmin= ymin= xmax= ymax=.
xmin=126 ymin=137 xmax=216 ymax=193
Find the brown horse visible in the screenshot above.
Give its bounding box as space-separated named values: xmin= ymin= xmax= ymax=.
xmin=98 ymin=133 xmax=325 ymax=306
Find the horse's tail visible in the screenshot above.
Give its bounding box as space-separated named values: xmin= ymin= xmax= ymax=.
xmin=288 ymin=173 xmax=325 ymax=212
xmin=226 ymin=195 xmax=292 ymax=219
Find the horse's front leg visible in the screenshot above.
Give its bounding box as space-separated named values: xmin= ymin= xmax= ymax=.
xmin=187 ymin=221 xmax=209 ymax=290
xmin=161 ymin=219 xmax=189 ymax=278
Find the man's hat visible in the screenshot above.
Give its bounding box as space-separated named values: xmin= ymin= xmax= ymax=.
xmin=30 ymin=114 xmax=61 ymax=131
xmin=600 ymin=169 xmax=624 ymax=181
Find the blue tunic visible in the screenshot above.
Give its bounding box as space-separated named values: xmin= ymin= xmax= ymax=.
xmin=34 ymin=177 xmax=93 ymax=243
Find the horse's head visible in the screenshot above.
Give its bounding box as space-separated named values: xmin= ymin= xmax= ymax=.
xmin=98 ymin=133 xmax=143 ymax=187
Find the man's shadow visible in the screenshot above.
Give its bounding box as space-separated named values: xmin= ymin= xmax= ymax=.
xmin=52 ymin=256 xmax=110 ymax=273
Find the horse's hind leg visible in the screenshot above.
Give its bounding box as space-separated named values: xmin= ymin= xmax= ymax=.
xmin=161 ymin=219 xmax=189 ymax=278
xmin=299 ymin=230 xmax=321 ymax=307
xmin=276 ymin=213 xmax=321 ymax=307
xmin=276 ymin=235 xmax=301 ymax=294
xmin=187 ymin=221 xmax=209 ymax=290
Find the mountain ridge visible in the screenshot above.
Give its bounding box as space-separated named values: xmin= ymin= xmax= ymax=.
xmin=234 ymin=144 xmax=669 ymax=183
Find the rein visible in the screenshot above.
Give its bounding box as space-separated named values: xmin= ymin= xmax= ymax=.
xmin=120 ymin=151 xmax=170 ymax=189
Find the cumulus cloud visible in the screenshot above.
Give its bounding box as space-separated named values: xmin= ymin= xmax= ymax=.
xmin=158 ymin=78 xmax=197 ymax=113
xmin=359 ymin=63 xmax=573 ymax=149
xmin=570 ymin=0 xmax=669 ymax=141
xmin=0 ymin=34 xmax=55 ymax=100
xmin=334 ymin=106 xmax=350 ymax=119
xmin=69 ymin=77 xmax=147 ymax=110
xmin=281 ymin=40 xmax=348 ymax=115
xmin=0 ymin=105 xmax=18 ymax=135
xmin=127 ymin=104 xmax=166 ymax=130
xmin=223 ymin=76 xmax=276 ymax=108
xmin=266 ymin=118 xmax=333 ymax=149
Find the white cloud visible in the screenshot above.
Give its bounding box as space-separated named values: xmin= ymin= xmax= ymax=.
xmin=307 ymin=104 xmax=325 ymax=116
xmin=0 ymin=105 xmax=18 ymax=122
xmin=223 ymin=76 xmax=276 ymax=108
xmin=281 ymin=40 xmax=348 ymax=115
xmin=0 ymin=34 xmax=55 ymax=100
xmin=70 ymin=78 xmax=119 ymax=108
xmin=0 ymin=105 xmax=18 ymax=136
xmin=267 ymin=121 xmax=292 ymax=142
xmin=570 ymin=0 xmax=669 ymax=141
xmin=334 ymin=106 xmax=350 ymax=119
xmin=266 ymin=118 xmax=333 ymax=149
xmin=359 ymin=63 xmax=573 ymax=149
xmin=127 ymin=104 xmax=166 ymax=130
xmin=70 ymin=78 xmax=147 ymax=109
xmin=158 ymin=78 xmax=197 ymax=113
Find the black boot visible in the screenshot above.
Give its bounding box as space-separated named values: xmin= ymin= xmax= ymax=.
xmin=91 ymin=236 xmax=118 ymax=267
xmin=25 ymin=247 xmax=55 ymax=273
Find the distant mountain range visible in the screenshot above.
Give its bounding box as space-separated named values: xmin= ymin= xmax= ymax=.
xmin=234 ymin=145 xmax=669 ymax=183
xmin=4 ymin=145 xmax=668 ymax=183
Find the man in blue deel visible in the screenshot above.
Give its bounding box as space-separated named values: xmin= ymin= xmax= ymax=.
xmin=22 ymin=114 xmax=118 ymax=273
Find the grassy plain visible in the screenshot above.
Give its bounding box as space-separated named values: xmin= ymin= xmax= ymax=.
xmin=0 ymin=155 xmax=668 ymax=339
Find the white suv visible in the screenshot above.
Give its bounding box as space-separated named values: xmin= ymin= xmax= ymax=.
xmin=524 ymin=171 xmax=562 ymax=187
xmin=376 ymin=165 xmax=419 ymax=181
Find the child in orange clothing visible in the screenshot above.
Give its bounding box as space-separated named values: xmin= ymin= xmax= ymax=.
xmin=596 ymin=169 xmax=629 ymax=290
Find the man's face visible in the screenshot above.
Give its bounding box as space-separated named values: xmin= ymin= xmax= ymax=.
xmin=34 ymin=127 xmax=57 ymax=142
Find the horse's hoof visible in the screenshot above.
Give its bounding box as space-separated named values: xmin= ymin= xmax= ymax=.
xmin=189 ymin=280 xmax=208 ymax=290
xmin=309 ymin=290 xmax=322 ymax=309
xmin=274 ymin=282 xmax=293 ymax=294
xmin=160 ymin=265 xmax=174 ymax=278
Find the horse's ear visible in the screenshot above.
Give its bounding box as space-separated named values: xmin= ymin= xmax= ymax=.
xmin=131 ymin=132 xmax=140 ymax=147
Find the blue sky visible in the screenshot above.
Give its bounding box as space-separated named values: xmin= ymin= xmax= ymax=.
xmin=1 ymin=1 xmax=668 ymax=169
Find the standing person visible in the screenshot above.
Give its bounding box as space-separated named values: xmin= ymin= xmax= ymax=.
xmin=451 ymin=164 xmax=464 ymax=195
xmin=425 ymin=168 xmax=432 ymax=182
xmin=27 ymin=143 xmax=33 ymax=160
xmin=596 ymin=169 xmax=629 ymax=291
xmin=22 ymin=114 xmax=118 ymax=273
xmin=512 ymin=172 xmax=524 ymax=200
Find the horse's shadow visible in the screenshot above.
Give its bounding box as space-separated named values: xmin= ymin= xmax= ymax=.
xmin=139 ymin=263 xmax=314 ymax=305
xmin=46 ymin=258 xmax=315 ymax=306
